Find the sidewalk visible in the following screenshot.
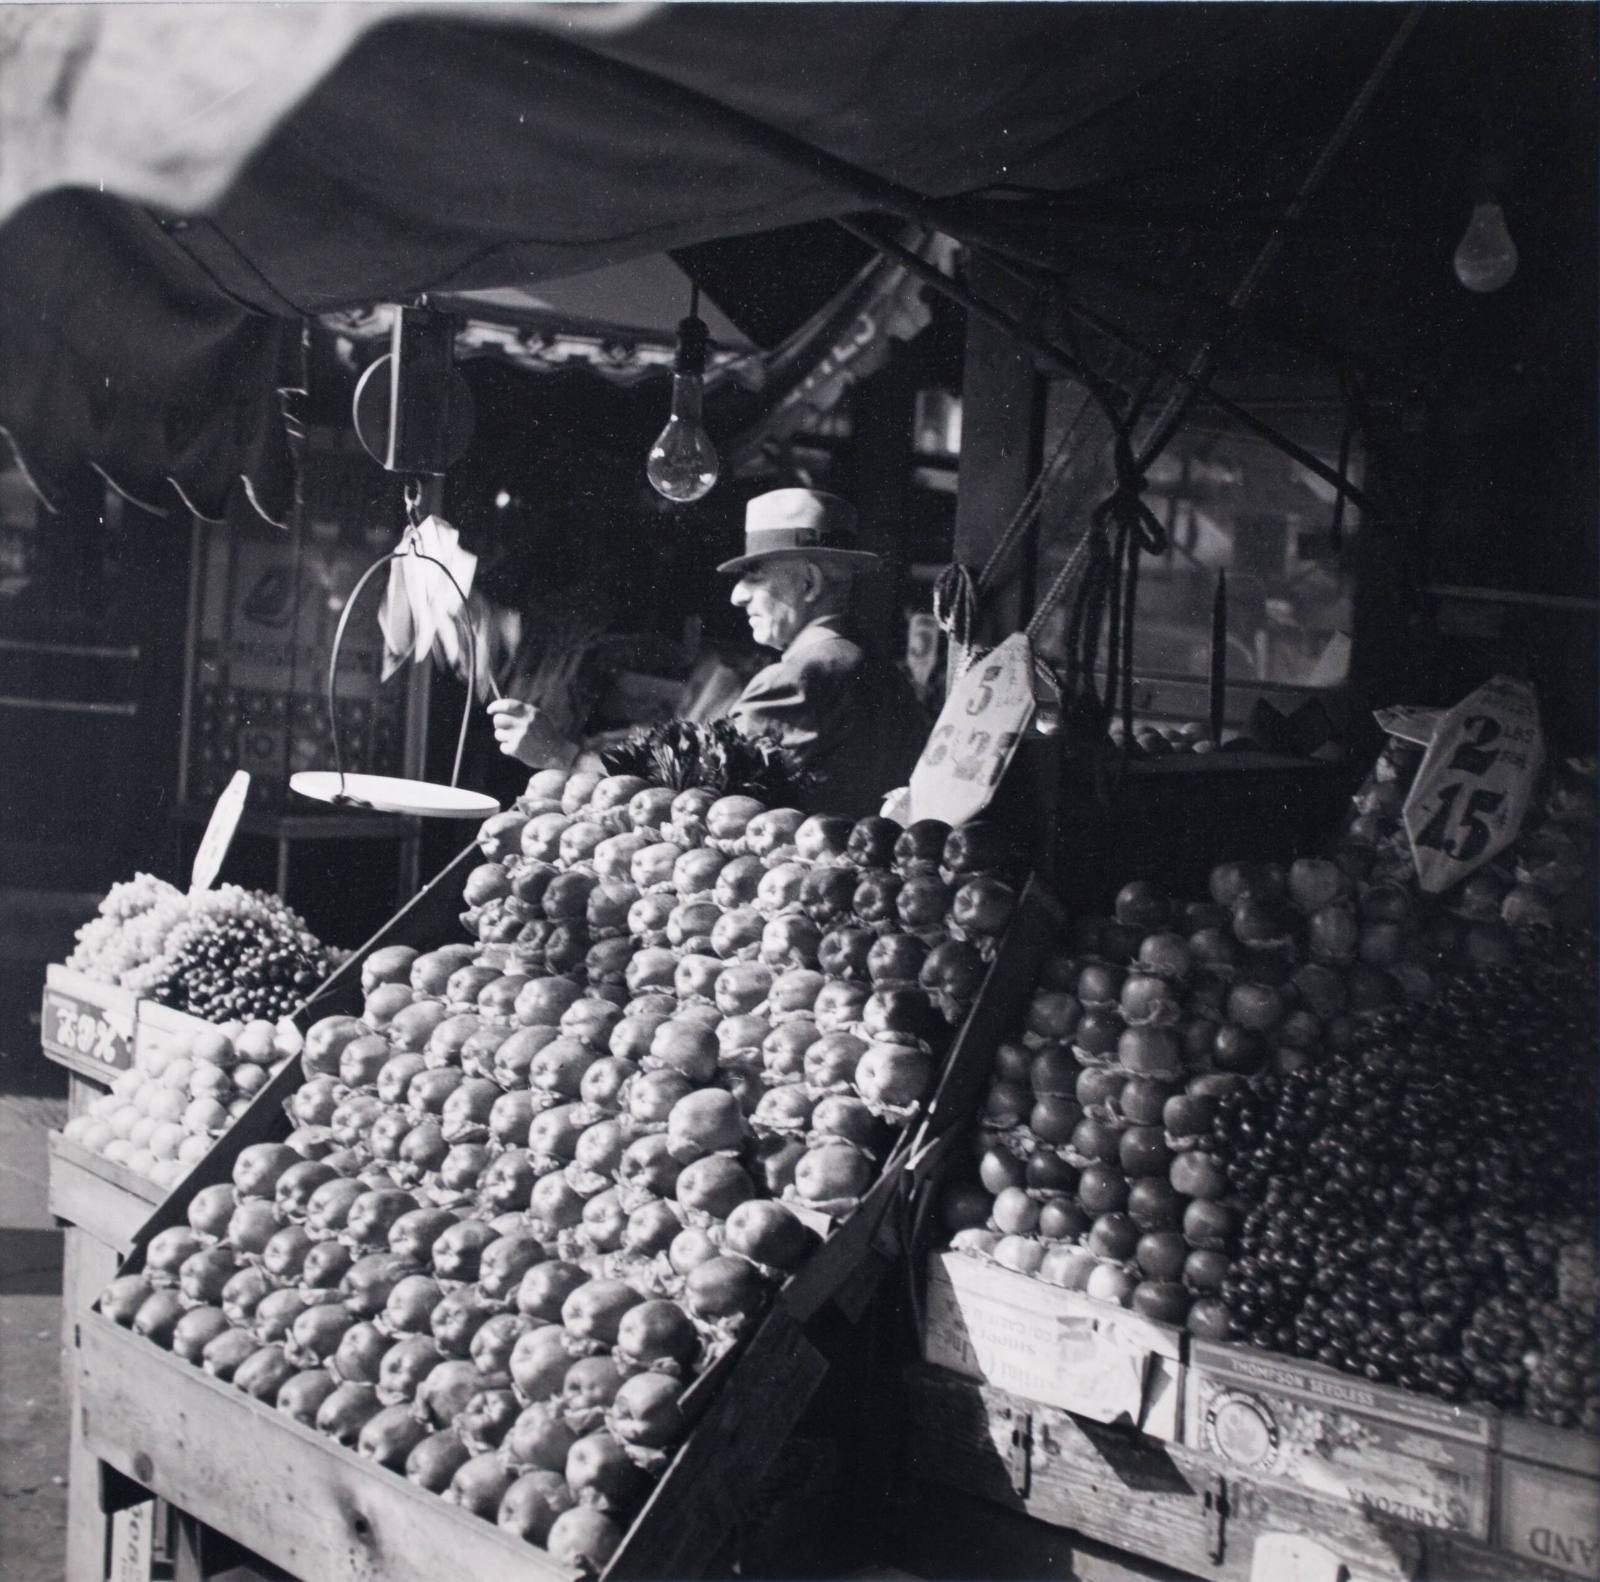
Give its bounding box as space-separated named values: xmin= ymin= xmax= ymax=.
xmin=0 ymin=1092 xmax=69 ymax=1581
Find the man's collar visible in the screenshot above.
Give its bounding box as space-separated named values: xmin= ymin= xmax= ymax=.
xmin=783 ymin=612 xmax=855 ymax=654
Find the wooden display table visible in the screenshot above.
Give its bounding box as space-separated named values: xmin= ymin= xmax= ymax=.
xmin=50 ymin=1078 xmax=168 ymax=1582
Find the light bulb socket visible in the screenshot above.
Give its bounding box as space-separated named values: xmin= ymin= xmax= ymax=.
xmin=673 ymin=314 xmax=710 ymax=376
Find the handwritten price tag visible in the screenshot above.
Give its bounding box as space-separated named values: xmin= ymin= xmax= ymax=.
xmin=190 ymin=770 xmax=250 ymax=896
xmin=40 ymin=988 xmax=133 ymax=1074
xmin=1403 ymin=676 xmax=1544 ymax=893
xmin=909 ymin=632 xmax=1035 ymax=827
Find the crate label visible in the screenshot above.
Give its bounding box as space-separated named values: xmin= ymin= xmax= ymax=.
xmin=1499 ymin=1460 xmax=1600 ymax=1579
xmin=40 ymin=986 xmax=133 ymax=1074
xmin=923 ymin=1252 xmax=1179 ymax=1438
xmin=1402 ymin=675 xmax=1543 ymax=893
xmin=109 ymin=1500 xmax=155 ymax=1582
xmin=1250 ymin=1532 xmax=1347 ymax=1582
xmin=1185 ymin=1345 xmax=1490 ymax=1536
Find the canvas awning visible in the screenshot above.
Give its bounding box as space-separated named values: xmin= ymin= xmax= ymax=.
xmin=0 ymin=3 xmax=1592 ymax=525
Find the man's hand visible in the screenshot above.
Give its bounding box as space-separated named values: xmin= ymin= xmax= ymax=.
xmin=487 ymin=699 xmax=577 ymax=769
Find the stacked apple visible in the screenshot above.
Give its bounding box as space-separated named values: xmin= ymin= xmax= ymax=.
xmin=60 ymin=1020 xmax=298 ymax=1188
xmin=103 ymin=770 xmax=1021 ymax=1570
xmin=936 ymin=857 xmax=1444 ymax=1332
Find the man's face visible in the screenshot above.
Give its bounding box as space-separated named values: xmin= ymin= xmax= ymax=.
xmin=730 ymin=556 xmax=813 ymax=651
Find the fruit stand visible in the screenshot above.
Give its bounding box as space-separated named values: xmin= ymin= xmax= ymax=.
xmin=61 ymin=771 xmax=1041 ymax=1580
xmin=889 ymin=699 xmax=1600 ymax=1582
xmin=45 ymin=685 xmax=1599 ymax=1582
xmin=42 ymin=873 xmax=343 ymax=1582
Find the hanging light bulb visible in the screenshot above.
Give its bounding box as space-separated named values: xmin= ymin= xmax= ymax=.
xmin=1453 ymin=200 xmax=1519 ymax=293
xmin=646 ymin=285 xmax=720 ymax=502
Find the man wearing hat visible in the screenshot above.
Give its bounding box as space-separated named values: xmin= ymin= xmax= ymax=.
xmin=717 ymin=488 xmax=928 ymax=816
xmin=492 ymin=487 xmax=927 ymax=814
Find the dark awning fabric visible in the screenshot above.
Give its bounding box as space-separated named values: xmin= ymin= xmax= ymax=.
xmin=0 ymin=191 xmax=298 ymax=523
xmin=0 ymin=3 xmax=1593 ymax=525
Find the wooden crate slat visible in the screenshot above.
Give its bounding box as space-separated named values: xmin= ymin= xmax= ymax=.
xmin=79 ymin=1313 xmax=576 ymax=1582
xmin=604 ymin=1304 xmax=829 ymax=1581
xmin=49 ymin=1131 xmax=165 ymax=1254
xmin=923 ymin=876 xmax=1058 ymax=1140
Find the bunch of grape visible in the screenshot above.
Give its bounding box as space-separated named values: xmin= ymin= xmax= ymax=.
xmin=67 ymin=874 xmax=186 ymax=983
xmin=70 ymin=877 xmax=334 ymax=1019
xmin=143 ymin=888 xmax=332 ymax=1021
xmin=1207 ymin=928 xmax=1599 ymax=1418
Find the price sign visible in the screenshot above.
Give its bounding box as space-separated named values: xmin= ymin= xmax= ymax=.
xmin=190 ymin=770 xmax=250 ymax=895
xmin=909 ymin=632 xmax=1035 ymax=827
xmin=1403 ymin=676 xmax=1544 ymax=893
xmin=40 ymin=986 xmax=134 ymax=1076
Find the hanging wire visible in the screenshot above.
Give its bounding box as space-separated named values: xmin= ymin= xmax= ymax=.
xmin=322 ymin=505 xmax=499 ymax=802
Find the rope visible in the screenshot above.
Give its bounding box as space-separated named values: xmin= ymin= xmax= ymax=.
xmin=1060 ymin=431 xmax=1169 ymax=733
xmin=934 ymin=376 xmax=1101 ymax=669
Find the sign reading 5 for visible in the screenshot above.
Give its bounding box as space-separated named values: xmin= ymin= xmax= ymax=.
xmin=1403 ymin=675 xmax=1544 ymax=893
xmin=910 ymin=633 xmax=1036 ymax=827
xmin=42 ymin=990 xmax=132 ymax=1072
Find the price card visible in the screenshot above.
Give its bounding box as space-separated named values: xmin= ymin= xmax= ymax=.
xmin=909 ymin=632 xmax=1035 ymax=827
xmin=40 ymin=983 xmax=134 ymax=1077
xmin=190 ymin=769 xmax=250 ymax=895
xmin=1402 ymin=676 xmax=1544 ymax=893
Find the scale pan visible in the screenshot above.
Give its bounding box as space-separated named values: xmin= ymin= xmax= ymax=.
xmin=290 ymin=772 xmax=499 ymax=819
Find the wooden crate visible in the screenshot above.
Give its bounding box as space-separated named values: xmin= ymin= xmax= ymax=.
xmin=81 ymin=1258 xmax=847 ymax=1582
xmin=1183 ymin=1339 xmax=1494 ymax=1540
xmin=76 ymin=833 xmax=948 ymax=1579
xmin=50 ymin=1075 xmax=169 ymax=1582
xmin=80 ymin=1310 xmax=575 ymax=1582
xmin=133 ymin=997 xmax=218 ymax=1072
xmin=898 ymin=1361 xmax=1587 ymax=1582
xmin=1496 ymin=1417 xmax=1600 ymax=1579
xmin=921 ymin=1252 xmax=1183 ymax=1441
xmin=48 ymin=1130 xmax=165 ymax=1254
xmin=899 ymin=1361 xmax=1425 ymax=1582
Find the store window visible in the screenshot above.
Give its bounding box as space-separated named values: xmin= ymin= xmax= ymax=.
xmin=1032 ymin=383 xmax=1361 ymax=725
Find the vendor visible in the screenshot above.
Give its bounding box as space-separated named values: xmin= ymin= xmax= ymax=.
xmin=717 ymin=488 xmax=927 ymax=815
xmin=491 ymin=488 xmax=927 ymax=815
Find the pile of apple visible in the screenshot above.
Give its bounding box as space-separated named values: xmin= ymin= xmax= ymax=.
xmin=936 ymin=856 xmax=1448 ymax=1332
xmin=102 ymin=769 xmax=1020 ymax=1572
xmin=60 ymin=1020 xmax=297 ymax=1188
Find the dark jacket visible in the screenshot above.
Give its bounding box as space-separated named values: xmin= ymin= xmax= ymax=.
xmin=726 ymin=614 xmax=928 ymax=817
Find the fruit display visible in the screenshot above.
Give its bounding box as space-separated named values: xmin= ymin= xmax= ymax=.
xmin=60 ymin=1019 xmax=301 ymax=1188
xmin=102 ymin=768 xmax=1020 ymax=1567
xmin=1106 ymin=718 xmax=1220 ymax=757
xmin=936 ymin=765 xmax=1598 ymax=1430
xmin=67 ymin=875 xmax=337 ymax=1020
xmin=1340 ymin=730 xmax=1595 ymax=930
xmin=1211 ymin=937 xmax=1597 ymax=1424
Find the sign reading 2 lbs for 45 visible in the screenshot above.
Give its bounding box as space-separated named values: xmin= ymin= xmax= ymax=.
xmin=1402 ymin=676 xmax=1544 ymax=893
